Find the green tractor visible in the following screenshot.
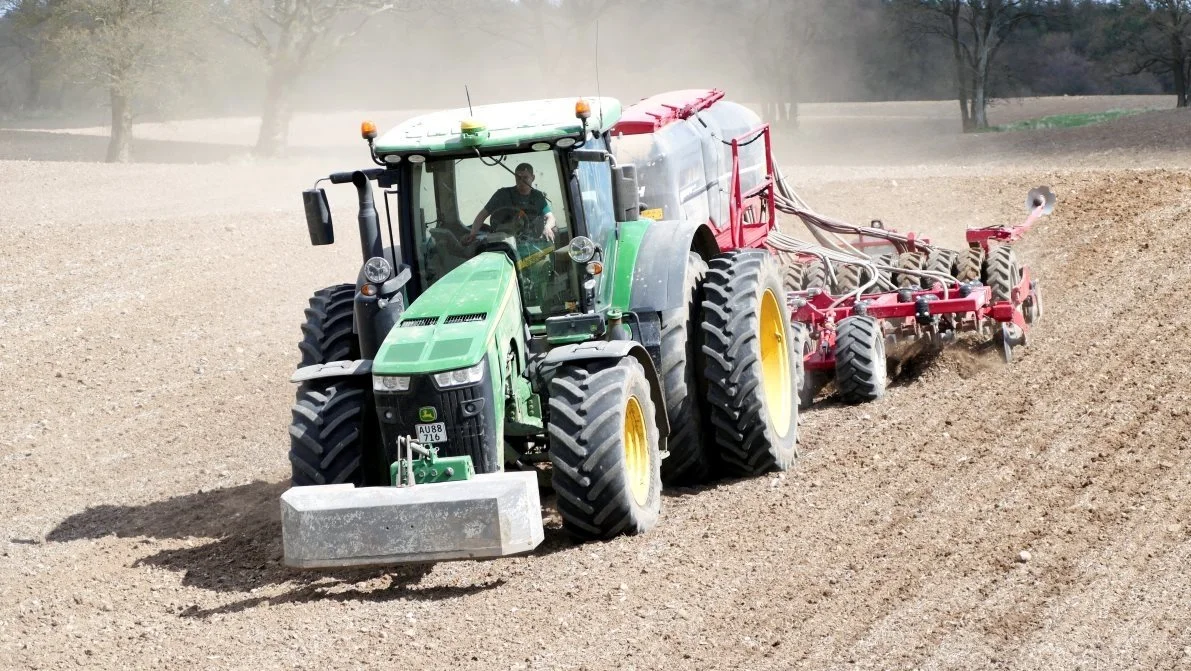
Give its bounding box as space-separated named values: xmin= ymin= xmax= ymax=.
xmin=281 ymin=92 xmax=800 ymax=568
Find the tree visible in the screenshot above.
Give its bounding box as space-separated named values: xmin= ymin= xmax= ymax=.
xmin=0 ymin=0 xmax=63 ymax=111
xmin=899 ymin=0 xmax=1039 ymax=131
xmin=215 ymin=0 xmax=403 ymax=158
xmin=1121 ymin=0 xmax=1191 ymax=107
xmin=46 ymin=0 xmax=206 ymax=162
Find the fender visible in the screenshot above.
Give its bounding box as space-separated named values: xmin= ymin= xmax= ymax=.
xmin=539 ymin=340 xmax=670 ymax=440
xmin=628 ymin=219 xmax=719 ymax=313
xmin=290 ymin=359 xmax=372 ymax=384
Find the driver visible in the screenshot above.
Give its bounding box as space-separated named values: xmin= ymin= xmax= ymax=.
xmin=463 ymin=162 xmax=557 ymax=244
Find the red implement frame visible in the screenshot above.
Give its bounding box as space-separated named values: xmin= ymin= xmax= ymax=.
xmin=615 ymin=88 xmax=1043 ymax=377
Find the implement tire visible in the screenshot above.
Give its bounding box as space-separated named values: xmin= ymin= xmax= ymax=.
xmin=548 ymin=357 xmax=662 ymax=540
xmin=955 ymin=247 xmax=985 ymax=283
xmin=895 ymin=251 xmax=928 ymax=289
xmin=289 ymin=379 xmax=371 ymax=486
xmin=659 ymin=253 xmax=711 ymax=485
xmin=298 ymin=284 xmax=358 ymax=366
xmin=699 ymin=250 xmax=799 ymax=477
xmin=834 ymin=315 xmax=887 ymax=404
xmin=984 ymin=245 xmax=1022 ymax=302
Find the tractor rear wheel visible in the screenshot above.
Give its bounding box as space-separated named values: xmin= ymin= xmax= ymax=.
xmin=984 ymin=245 xmax=1022 ymax=302
xmin=659 ymin=253 xmax=710 ymax=485
xmin=834 ymin=315 xmax=888 ymax=404
xmin=289 ymin=379 xmax=372 ymax=486
xmin=955 ymin=247 xmax=985 ymax=283
xmin=700 ymin=250 xmax=799 ymax=476
xmin=299 ymin=284 xmax=358 ymax=366
xmin=548 ymin=357 xmax=662 ymax=539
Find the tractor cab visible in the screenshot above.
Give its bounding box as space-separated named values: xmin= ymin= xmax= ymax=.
xmin=409 ymin=150 xmax=580 ymax=323
xmin=374 ymin=97 xmax=625 ymax=332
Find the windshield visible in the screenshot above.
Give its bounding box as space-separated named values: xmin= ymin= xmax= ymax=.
xmin=409 ymin=152 xmax=580 ymax=322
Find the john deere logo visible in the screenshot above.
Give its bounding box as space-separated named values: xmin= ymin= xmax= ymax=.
xmin=418 ymin=407 xmax=437 ymax=422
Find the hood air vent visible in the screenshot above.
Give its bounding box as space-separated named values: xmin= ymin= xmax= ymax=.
xmin=445 ymin=313 xmax=487 ymax=325
xmin=400 ymin=317 xmax=438 ymax=327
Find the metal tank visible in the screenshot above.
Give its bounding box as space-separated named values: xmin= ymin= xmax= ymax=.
xmin=610 ymin=91 xmax=768 ymax=230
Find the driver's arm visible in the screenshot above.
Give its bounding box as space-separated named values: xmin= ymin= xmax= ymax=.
xmin=543 ymin=211 xmax=557 ymax=241
xmin=466 ymin=193 xmax=500 ymax=241
xmin=469 ymin=208 xmax=489 ymax=231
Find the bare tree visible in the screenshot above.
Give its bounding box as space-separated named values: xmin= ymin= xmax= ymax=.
xmin=899 ymin=0 xmax=1038 ymax=131
xmin=215 ymin=0 xmax=403 ymax=158
xmin=1122 ymin=0 xmax=1191 ymax=107
xmin=46 ymin=0 xmax=205 ymax=162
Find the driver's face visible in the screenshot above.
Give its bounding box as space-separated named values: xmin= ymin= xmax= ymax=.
xmin=515 ymin=170 xmax=534 ymax=188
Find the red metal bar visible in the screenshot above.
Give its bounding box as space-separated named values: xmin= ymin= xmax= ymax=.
xmin=612 ymin=89 xmax=727 ymax=135
xmin=965 ymin=203 xmax=1047 ymax=248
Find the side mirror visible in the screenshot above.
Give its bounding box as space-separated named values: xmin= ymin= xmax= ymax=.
xmin=302 ymin=188 xmax=334 ymax=246
xmin=612 ymin=164 xmax=640 ymax=223
xmin=571 ymin=149 xmax=610 ymax=163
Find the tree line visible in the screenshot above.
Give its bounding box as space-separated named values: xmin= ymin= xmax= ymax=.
xmin=0 ymin=0 xmax=1187 ymax=162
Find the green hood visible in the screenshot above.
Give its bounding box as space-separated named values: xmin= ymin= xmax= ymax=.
xmin=372 ymin=252 xmax=518 ymax=375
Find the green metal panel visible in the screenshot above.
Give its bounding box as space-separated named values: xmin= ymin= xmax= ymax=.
xmin=374 ymin=97 xmax=623 ymax=155
xmin=607 ymin=219 xmax=651 ymax=311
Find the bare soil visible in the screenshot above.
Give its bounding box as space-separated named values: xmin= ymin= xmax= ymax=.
xmin=2 ymin=96 xmax=1191 ymax=670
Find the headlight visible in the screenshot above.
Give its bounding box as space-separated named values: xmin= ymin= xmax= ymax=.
xmin=568 ymin=236 xmax=596 ymax=263
xmin=364 ymin=256 xmax=392 ymax=283
xmin=372 ymin=375 xmax=410 ymax=392
xmin=432 ymin=362 xmax=484 ymax=389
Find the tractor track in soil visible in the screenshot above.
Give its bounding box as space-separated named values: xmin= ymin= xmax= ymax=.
xmin=2 ymin=102 xmax=1191 ymax=669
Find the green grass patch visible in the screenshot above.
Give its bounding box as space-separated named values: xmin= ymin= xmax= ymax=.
xmin=983 ymin=108 xmax=1151 ymax=133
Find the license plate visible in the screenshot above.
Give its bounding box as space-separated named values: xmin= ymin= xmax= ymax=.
xmin=415 ymin=422 xmax=447 ymax=444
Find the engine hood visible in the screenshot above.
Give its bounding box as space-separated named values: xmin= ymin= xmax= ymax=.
xmin=372 ymin=252 xmax=518 ymax=376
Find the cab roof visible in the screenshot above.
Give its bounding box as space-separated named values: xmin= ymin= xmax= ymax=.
xmin=374 ymin=96 xmax=622 ymax=156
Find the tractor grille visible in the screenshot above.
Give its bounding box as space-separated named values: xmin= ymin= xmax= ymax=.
xmin=373 ymin=374 xmax=498 ymax=474
xmin=400 ymin=317 xmax=438 ymax=328
xmin=444 ymin=312 xmax=487 ymax=324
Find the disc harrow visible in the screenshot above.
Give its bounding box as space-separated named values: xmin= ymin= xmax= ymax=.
xmin=767 ymin=170 xmax=1055 ymax=405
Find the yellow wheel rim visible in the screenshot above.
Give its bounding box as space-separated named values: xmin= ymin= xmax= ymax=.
xmin=623 ymin=396 xmax=651 ymax=506
xmin=759 ymin=288 xmax=793 ymax=437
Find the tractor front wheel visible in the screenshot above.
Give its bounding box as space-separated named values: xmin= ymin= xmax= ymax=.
xmin=298 ymin=284 xmax=358 ymax=367
xmin=700 ymin=250 xmax=799 ymax=476
xmin=289 ymin=379 xmax=374 ymax=486
xmin=548 ymin=357 xmax=662 ymax=540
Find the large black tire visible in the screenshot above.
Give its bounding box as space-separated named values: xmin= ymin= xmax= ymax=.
xmin=659 ymin=253 xmax=710 ymax=485
xmin=298 ymin=284 xmax=359 ymax=367
xmin=548 ymin=357 xmax=662 ymax=540
xmin=792 ymin=322 xmax=824 ymax=409
xmin=984 ymin=245 xmax=1022 ymax=302
xmin=834 ymin=315 xmax=887 ymax=404
xmin=289 ymin=379 xmax=371 ymax=486
xmin=700 ymin=250 xmax=800 ymax=476
xmin=955 ymin=246 xmax=985 ymax=283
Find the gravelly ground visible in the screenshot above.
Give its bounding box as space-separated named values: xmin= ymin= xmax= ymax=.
xmin=2 ymin=96 xmax=1191 ymax=670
